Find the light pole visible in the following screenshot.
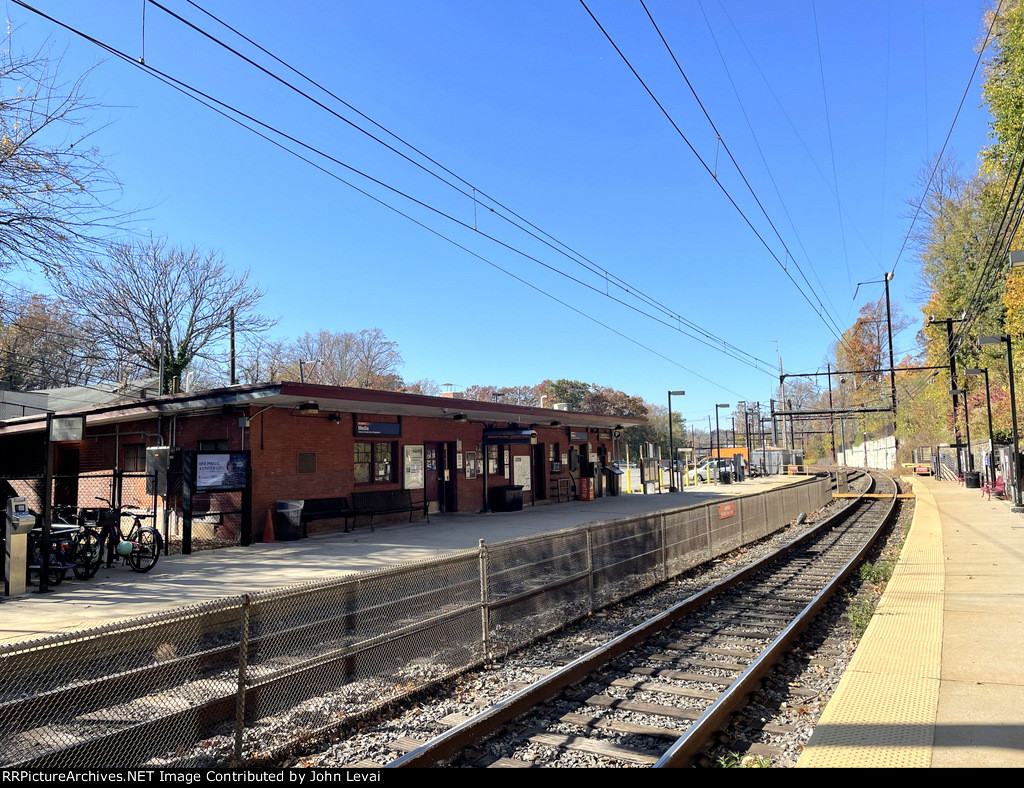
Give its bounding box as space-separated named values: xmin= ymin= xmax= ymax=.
xmin=950 ymin=385 xmax=971 ymax=473
xmin=979 ymin=335 xmax=1022 ymax=509
xmin=715 ymin=404 xmax=729 ymax=481
xmin=667 ymin=390 xmax=685 ymax=491
xmin=966 ymin=368 xmax=995 ymax=486
xmin=838 ymin=377 xmax=848 ymax=465
xmin=298 ymin=359 xmax=319 ymax=383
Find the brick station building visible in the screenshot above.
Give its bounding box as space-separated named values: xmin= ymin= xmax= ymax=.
xmin=0 ymin=381 xmax=645 ymax=548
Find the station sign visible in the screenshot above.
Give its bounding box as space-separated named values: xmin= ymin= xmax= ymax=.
xmin=355 ymin=420 xmax=401 ymax=437
xmin=48 ymin=416 xmax=85 ymax=442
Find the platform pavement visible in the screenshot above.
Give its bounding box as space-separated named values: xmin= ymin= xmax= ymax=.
xmin=0 ymin=475 xmax=799 ymax=645
xmin=798 ymin=474 xmax=1024 ymax=768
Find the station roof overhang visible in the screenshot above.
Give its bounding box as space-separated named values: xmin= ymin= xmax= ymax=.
xmin=0 ymin=381 xmax=646 ymax=437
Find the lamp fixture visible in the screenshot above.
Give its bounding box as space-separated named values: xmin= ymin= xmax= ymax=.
xmin=329 ymin=412 xmax=342 ymax=424
xmin=293 ymin=401 xmax=320 ymax=416
xmin=453 ymin=413 xmax=468 ymax=422
xmin=550 ymin=420 xmax=560 ymax=426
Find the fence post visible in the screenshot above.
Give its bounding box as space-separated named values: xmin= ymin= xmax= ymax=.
xmin=479 ymin=539 xmax=490 ymax=663
xmin=705 ymin=501 xmax=713 ymax=557
xmin=233 ymin=594 xmax=251 ymax=766
xmin=586 ymin=525 xmax=595 ymax=614
xmin=659 ymin=513 xmax=667 ymax=583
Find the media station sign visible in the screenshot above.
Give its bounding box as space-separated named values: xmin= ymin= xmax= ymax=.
xmin=355 ymin=420 xmax=401 ymax=437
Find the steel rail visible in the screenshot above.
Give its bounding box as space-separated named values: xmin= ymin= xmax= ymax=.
xmin=387 ymin=474 xmax=872 ymax=768
xmin=655 ymin=475 xmax=897 ymax=766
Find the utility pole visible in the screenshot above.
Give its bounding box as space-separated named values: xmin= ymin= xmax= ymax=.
xmin=827 ymin=363 xmax=837 ymax=463
xmin=929 ymin=316 xmax=965 ymax=478
xmin=884 ymin=273 xmax=898 ymax=457
xmin=229 ymin=307 xmax=236 ymax=385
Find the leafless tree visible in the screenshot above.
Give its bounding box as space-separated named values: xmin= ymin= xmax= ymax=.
xmin=0 ymin=33 xmax=129 ymax=276
xmin=53 ymin=238 xmax=275 ymax=393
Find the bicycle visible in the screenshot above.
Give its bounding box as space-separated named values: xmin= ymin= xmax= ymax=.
xmin=26 ymin=524 xmax=78 ymax=586
xmin=53 ymin=505 xmax=104 ymax=582
xmin=76 ymin=497 xmax=161 ymax=577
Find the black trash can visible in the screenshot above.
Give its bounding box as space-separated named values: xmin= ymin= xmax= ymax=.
xmin=274 ymin=500 xmax=305 ymax=540
xmin=720 ymin=471 xmax=732 ymax=484
xmin=489 ymin=486 xmax=524 ymax=512
xmin=964 ymin=471 xmax=982 ymax=489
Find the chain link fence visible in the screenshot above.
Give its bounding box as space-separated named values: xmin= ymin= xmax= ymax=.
xmin=1 ymin=475 xmax=831 ymax=767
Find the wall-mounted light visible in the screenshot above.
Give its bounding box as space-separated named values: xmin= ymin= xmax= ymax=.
xmin=329 ymin=412 xmax=342 ymax=424
xmin=292 ymin=401 xmax=320 ymax=416
xmin=453 ymin=413 xmax=468 ymax=421
xmin=550 ymin=420 xmax=561 ymax=426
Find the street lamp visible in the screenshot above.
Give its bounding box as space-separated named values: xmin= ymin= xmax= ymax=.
xmin=715 ymin=404 xmax=729 ymax=481
xmin=965 ymin=368 xmax=995 ymax=486
xmin=667 ymin=390 xmax=685 ymax=491
xmin=979 ymin=335 xmax=1022 ymax=509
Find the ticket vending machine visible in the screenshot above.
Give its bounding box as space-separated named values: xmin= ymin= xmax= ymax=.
xmin=5 ymin=497 xmax=35 ymax=596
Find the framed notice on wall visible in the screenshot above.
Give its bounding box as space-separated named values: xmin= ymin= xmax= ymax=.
xmin=403 ymin=445 xmax=424 ymax=489
xmin=465 ymin=451 xmax=477 ymax=479
xmin=512 ymin=455 xmax=531 ymax=491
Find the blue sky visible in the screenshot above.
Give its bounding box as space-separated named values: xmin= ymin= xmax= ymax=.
xmin=2 ymin=0 xmax=999 ymax=424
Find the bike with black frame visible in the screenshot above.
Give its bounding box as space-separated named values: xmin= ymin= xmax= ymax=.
xmin=76 ymin=497 xmax=161 ymax=578
xmin=26 ymin=523 xmax=77 ymax=587
xmin=23 ymin=505 xmax=101 ymax=586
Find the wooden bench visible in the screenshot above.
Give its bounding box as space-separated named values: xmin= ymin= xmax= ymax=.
xmin=351 ymin=490 xmax=429 ymax=530
xmin=299 ymin=497 xmax=355 ymax=533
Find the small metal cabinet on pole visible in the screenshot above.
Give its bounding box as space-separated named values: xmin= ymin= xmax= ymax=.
xmin=5 ymin=497 xmax=36 ymax=596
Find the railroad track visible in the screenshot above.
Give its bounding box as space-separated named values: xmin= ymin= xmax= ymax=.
xmin=387 ymin=471 xmax=895 ymax=768
xmin=0 ymin=472 xmax=862 ymax=768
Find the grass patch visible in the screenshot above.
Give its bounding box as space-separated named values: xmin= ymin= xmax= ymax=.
xmin=716 ymin=752 xmax=773 ymax=768
xmin=847 ymin=593 xmax=877 ymax=638
xmin=859 ymin=555 xmax=897 ymax=584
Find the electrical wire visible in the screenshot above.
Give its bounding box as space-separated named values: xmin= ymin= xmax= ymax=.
xmin=10 ymin=0 xmax=782 ymax=382
xmin=580 ymin=0 xmax=847 ymax=344
xmin=155 ymin=0 xmax=775 ymax=375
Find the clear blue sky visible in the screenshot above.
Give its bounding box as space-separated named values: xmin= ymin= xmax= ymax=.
xmin=3 ymin=0 xmax=999 ymax=424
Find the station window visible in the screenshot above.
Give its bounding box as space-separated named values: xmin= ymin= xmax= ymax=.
xmin=355 ymin=441 xmax=395 ymax=483
xmin=123 ymin=443 xmax=146 ymax=472
xmin=297 ymin=452 xmax=317 ymax=474
xmin=199 ymin=439 xmax=229 ymax=452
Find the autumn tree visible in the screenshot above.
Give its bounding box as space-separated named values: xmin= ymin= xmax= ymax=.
xmin=0 ymin=292 xmax=108 ymax=388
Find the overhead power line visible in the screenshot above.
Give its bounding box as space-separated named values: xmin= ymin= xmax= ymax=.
xmin=580 ymin=0 xmax=848 ymax=344
xmin=12 ymin=0 xmax=781 ymax=382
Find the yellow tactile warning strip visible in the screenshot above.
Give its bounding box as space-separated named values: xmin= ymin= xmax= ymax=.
xmin=797 ymin=477 xmax=943 ymax=767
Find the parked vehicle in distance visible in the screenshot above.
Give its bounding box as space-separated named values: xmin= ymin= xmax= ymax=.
xmin=685 ymin=457 xmax=745 ymax=483
xmin=612 ymin=460 xmax=637 ymax=468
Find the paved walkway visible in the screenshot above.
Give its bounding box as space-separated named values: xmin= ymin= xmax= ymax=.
xmin=0 ymin=476 xmax=795 ymax=644
xmin=798 ymin=474 xmax=1024 ymax=768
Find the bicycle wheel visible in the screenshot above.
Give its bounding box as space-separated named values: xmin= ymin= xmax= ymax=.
xmin=73 ymin=528 xmax=102 ymax=580
xmin=128 ymin=527 xmax=160 ymax=573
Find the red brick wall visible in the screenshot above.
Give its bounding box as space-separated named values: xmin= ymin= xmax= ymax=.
xmin=0 ymin=410 xmax=619 ymax=534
